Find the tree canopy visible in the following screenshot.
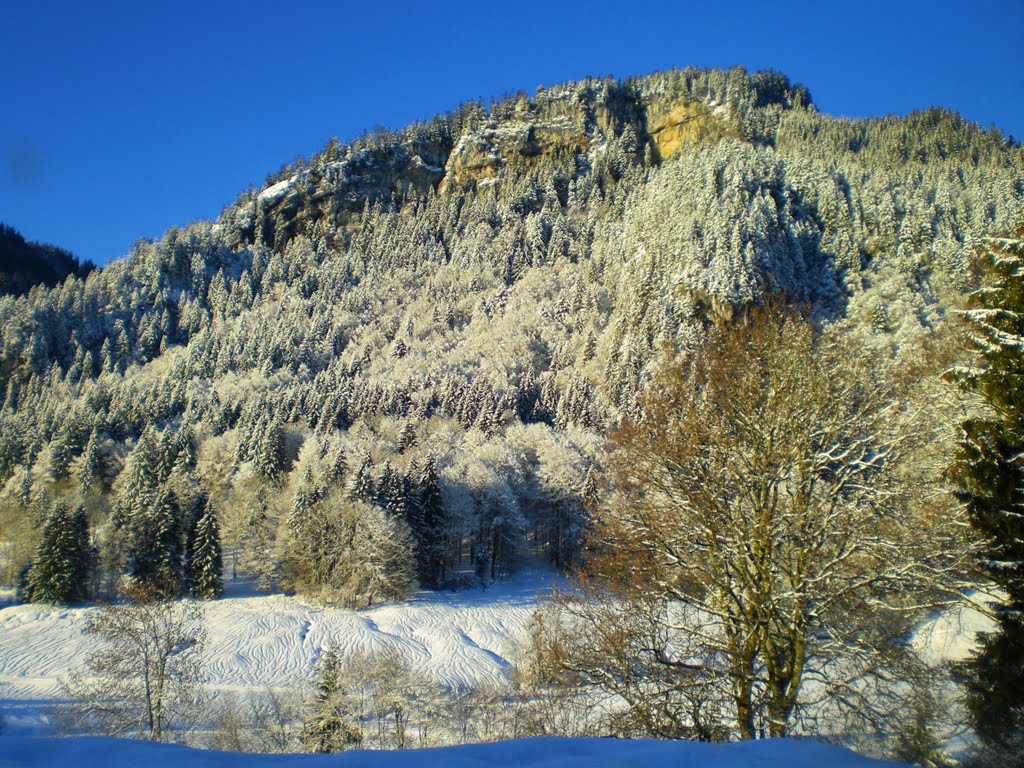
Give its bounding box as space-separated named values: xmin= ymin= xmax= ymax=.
xmin=538 ymin=305 xmax=970 ymax=740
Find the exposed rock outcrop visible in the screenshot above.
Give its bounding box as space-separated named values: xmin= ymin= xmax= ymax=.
xmin=236 ymin=75 xmax=749 ymax=249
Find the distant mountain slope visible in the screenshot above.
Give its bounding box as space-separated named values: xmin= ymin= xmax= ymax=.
xmin=0 ymin=224 xmax=91 ymax=296
xmin=0 ymin=66 xmax=1020 ymax=603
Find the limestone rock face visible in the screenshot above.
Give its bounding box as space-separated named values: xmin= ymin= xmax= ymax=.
xmin=237 ymin=78 xmax=735 ymax=248
xmin=442 ymin=116 xmax=589 ymax=189
xmin=646 ymin=100 xmax=730 ymax=161
xmin=234 ymin=139 xmax=448 ymax=248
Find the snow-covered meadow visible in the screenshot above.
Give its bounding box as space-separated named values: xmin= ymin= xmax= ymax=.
xmin=0 ymin=572 xmax=996 ymax=766
xmin=1 ymin=733 xmax=907 ymax=767
xmin=0 ymin=572 xmax=550 ymax=734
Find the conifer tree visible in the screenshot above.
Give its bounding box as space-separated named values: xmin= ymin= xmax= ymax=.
xmin=409 ymin=457 xmax=446 ymax=587
xmin=254 ymin=417 xmax=286 ymax=481
xmin=129 ymin=488 xmax=184 ymax=595
xmin=186 ymin=498 xmax=223 ymax=599
xmin=117 ymin=427 xmax=161 ymax=526
xmin=348 ymin=453 xmax=375 ymax=501
xmin=24 ymin=504 xmax=92 ymax=604
xmin=948 ymin=231 xmax=1024 ymax=753
xmin=78 ymin=429 xmax=103 ymax=493
xmin=303 ymin=648 xmax=362 ymax=752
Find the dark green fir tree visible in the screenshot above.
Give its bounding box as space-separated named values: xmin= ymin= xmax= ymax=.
xmin=409 ymin=457 xmax=446 ymax=588
xmin=948 ymin=230 xmax=1024 ymax=755
xmin=129 ymin=488 xmax=184 ymax=595
xmin=302 ymin=648 xmax=361 ymax=752
xmin=186 ymin=498 xmax=223 ymax=599
xmin=23 ymin=504 xmax=93 ymax=604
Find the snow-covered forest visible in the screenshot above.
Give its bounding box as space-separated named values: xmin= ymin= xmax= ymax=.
xmin=1 ymin=65 xmax=1023 ymax=761
xmin=2 ymin=67 xmax=1019 ymax=600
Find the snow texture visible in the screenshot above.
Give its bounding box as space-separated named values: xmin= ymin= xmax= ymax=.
xmin=258 ymin=178 xmax=296 ymax=203
xmin=0 ymin=573 xmax=547 ymax=706
xmin=0 ymin=734 xmax=907 ymax=767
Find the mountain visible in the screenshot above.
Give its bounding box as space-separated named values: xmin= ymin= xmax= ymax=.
xmin=0 ymin=224 xmax=91 ymax=296
xmin=0 ymin=66 xmax=1020 ymax=600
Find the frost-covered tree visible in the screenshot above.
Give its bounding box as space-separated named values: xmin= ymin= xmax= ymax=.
xmin=23 ymin=503 xmax=92 ymax=604
xmin=540 ymin=305 xmax=971 ymax=740
xmin=302 ymin=648 xmax=362 ymax=753
xmin=61 ymin=579 xmax=206 ymax=741
xmin=185 ymin=498 xmax=223 ymax=600
xmin=116 ymin=427 xmax=162 ymax=526
xmin=128 ymin=488 xmax=184 ymax=595
xmin=947 ymin=230 xmax=1024 ymax=754
xmin=77 ymin=429 xmax=104 ymax=493
xmin=281 ymin=491 xmax=417 ymax=607
xmin=409 ymin=458 xmax=446 ymax=587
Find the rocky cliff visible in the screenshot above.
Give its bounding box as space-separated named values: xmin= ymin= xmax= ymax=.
xmin=231 ymin=74 xmax=746 ymax=251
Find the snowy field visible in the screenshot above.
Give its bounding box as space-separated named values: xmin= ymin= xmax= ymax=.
xmin=0 ymin=573 xmax=996 ymax=766
xmin=0 ymin=572 xmax=551 ymax=732
xmin=0 ymin=733 xmax=907 ymax=768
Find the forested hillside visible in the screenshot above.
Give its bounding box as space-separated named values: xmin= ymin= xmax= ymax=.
xmin=0 ymin=224 xmax=91 ymax=296
xmin=1 ymin=66 xmax=1021 ymax=606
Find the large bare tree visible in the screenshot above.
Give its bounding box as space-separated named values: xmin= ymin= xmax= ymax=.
xmin=61 ymin=577 xmax=206 ymax=741
xmin=538 ymin=306 xmax=971 ymax=740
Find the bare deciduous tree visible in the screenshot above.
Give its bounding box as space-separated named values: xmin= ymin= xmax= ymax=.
xmin=59 ymin=577 xmax=206 ymax=741
xmin=535 ymin=306 xmax=972 ymax=740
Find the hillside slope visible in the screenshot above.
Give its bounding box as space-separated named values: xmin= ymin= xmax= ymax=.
xmin=0 ymin=224 xmax=89 ymax=296
xmin=0 ymin=66 xmax=1020 ymax=600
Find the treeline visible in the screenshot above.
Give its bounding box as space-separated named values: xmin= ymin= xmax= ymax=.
xmin=0 ymin=223 xmax=93 ymax=296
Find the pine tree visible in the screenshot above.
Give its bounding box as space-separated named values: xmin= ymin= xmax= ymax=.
xmin=254 ymin=417 xmax=286 ymax=481
xmin=408 ymin=457 xmax=446 ymax=588
xmin=78 ymin=429 xmax=103 ymax=493
xmin=129 ymin=488 xmax=184 ymax=595
xmin=348 ymin=452 xmax=375 ymax=501
xmin=117 ymin=427 xmax=161 ymax=527
xmin=24 ymin=504 xmax=92 ymax=604
xmin=303 ymin=648 xmax=362 ymax=752
xmin=397 ymin=421 xmax=418 ymax=452
xmin=948 ymin=231 xmax=1024 ymax=753
xmin=186 ymin=498 xmax=223 ymax=599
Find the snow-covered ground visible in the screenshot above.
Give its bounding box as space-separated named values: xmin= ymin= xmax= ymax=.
xmin=0 ymin=572 xmax=552 ymax=731
xmin=0 ymin=573 xmax=996 ymax=765
xmin=910 ymin=589 xmax=998 ymax=666
xmin=0 ymin=734 xmax=906 ymax=767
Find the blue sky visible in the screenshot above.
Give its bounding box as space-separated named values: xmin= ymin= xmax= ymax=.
xmin=2 ymin=0 xmax=1021 ymax=266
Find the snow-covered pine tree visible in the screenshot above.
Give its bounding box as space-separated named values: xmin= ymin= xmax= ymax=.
xmin=948 ymin=230 xmax=1024 ymax=754
xmin=129 ymin=488 xmax=184 ymax=595
xmin=348 ymin=452 xmax=375 ymax=501
xmin=116 ymin=426 xmax=161 ymax=527
xmin=186 ymin=498 xmax=223 ymax=599
xmin=303 ymin=648 xmax=362 ymax=752
xmin=409 ymin=457 xmax=446 ymax=587
xmin=78 ymin=428 xmax=103 ymax=493
xmin=23 ymin=503 xmax=92 ymax=604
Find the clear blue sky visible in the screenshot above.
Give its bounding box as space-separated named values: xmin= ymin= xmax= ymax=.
xmin=2 ymin=0 xmax=1021 ymax=266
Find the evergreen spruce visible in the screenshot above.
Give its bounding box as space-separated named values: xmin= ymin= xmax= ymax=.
xmin=948 ymin=231 xmax=1024 ymax=752
xmin=409 ymin=457 xmax=446 ymax=588
xmin=23 ymin=504 xmax=92 ymax=604
xmin=116 ymin=427 xmax=161 ymax=527
xmin=129 ymin=488 xmax=184 ymax=595
xmin=254 ymin=418 xmax=286 ymax=480
xmin=302 ymin=648 xmax=362 ymax=752
xmin=186 ymin=498 xmax=223 ymax=599
xmin=78 ymin=429 xmax=103 ymax=493
xmin=348 ymin=453 xmax=375 ymax=501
